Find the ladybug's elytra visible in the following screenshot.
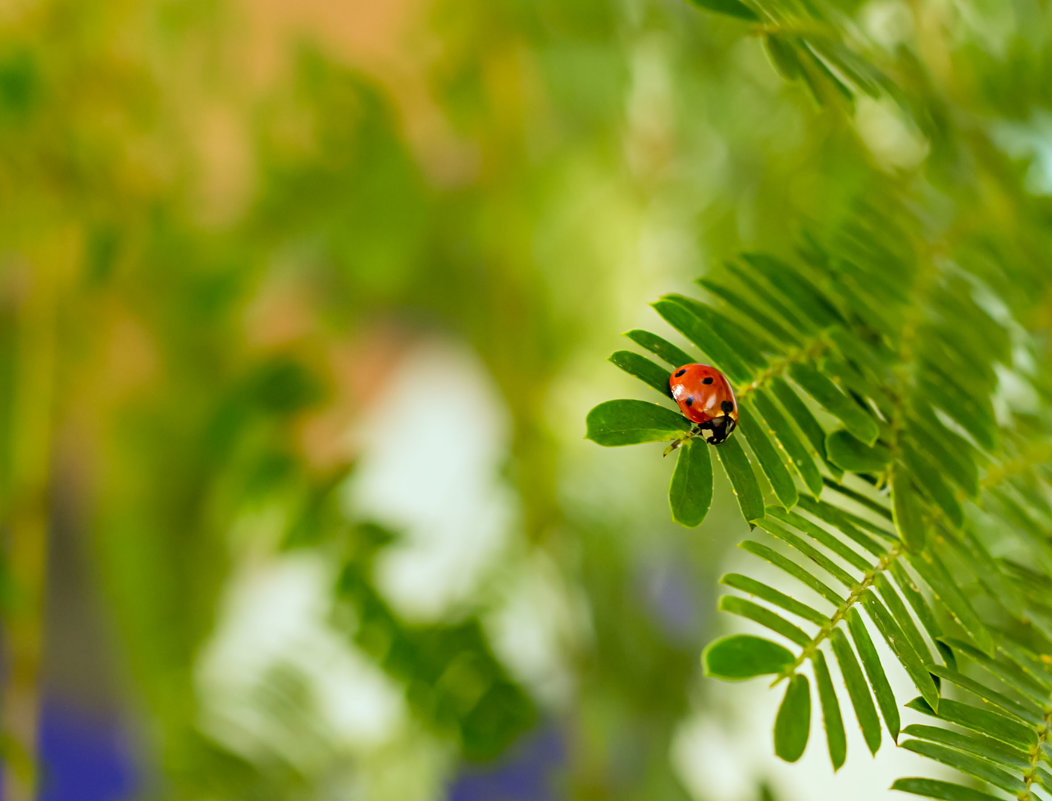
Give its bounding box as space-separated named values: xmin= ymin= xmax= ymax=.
xmin=669 ymin=363 xmax=738 ymax=444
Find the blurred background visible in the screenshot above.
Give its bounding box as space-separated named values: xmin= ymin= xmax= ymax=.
xmin=1 ymin=0 xmax=1049 ymax=799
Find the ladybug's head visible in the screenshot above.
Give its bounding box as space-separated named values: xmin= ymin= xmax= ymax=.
xmin=703 ymin=412 xmax=737 ymax=445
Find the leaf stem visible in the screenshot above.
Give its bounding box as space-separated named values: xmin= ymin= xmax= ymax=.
xmin=771 ymin=544 xmax=903 ymax=685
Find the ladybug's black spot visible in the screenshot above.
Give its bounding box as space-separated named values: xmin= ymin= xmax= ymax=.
xmin=674 ymin=369 xmax=686 ymax=377
xmin=702 ymin=377 xmax=714 ymax=384
xmin=685 ymin=397 xmax=694 ymax=407
xmin=721 ymin=400 xmax=734 ymax=413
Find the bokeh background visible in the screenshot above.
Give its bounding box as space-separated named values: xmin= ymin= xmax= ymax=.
xmin=2 ymin=0 xmax=1050 ymax=799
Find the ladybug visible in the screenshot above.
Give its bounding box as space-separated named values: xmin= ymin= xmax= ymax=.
xmin=669 ymin=363 xmax=738 ymax=444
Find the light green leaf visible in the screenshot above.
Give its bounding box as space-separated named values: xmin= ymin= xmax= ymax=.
xmin=830 ymin=628 xmax=881 ymax=755
xmin=774 ymin=674 xmax=811 ymax=762
xmin=812 ymin=650 xmax=846 ymax=770
xmin=608 ymin=351 xmax=672 ymax=398
xmin=585 ymin=400 xmax=690 ymax=447
xmin=625 ymin=329 xmax=694 ymax=368
xmin=718 ymin=595 xmax=810 ymax=647
xmin=846 ymin=608 xmax=899 ymax=740
xmin=739 ymin=402 xmax=799 ymax=508
xmin=669 ymin=437 xmax=713 ymax=527
xmin=685 ymin=0 xmax=760 ymax=22
xmin=890 ymin=463 xmax=926 ymax=550
xmin=703 ymin=634 xmax=795 ymax=680
xmin=788 ymin=363 xmax=879 ymax=444
xmin=714 ymin=436 xmax=766 ymax=522
xmin=826 ymin=429 xmax=890 ymax=473
xmin=720 ymin=574 xmax=827 ymax=626
xmin=890 ymin=777 xmax=1006 ymax=801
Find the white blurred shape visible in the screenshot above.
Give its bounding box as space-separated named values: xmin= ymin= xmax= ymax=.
xmin=348 ymin=338 xmax=515 ymax=621
xmin=855 ymin=96 xmax=929 ymax=171
xmin=196 ymin=553 xmax=406 ymax=764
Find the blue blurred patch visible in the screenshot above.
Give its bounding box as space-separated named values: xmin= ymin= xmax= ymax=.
xmin=35 ymin=700 xmax=139 ymax=801
xmin=447 ymin=722 xmax=563 ymax=801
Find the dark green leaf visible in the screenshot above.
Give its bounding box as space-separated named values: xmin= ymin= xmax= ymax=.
xmin=750 ymin=388 xmax=824 ymax=496
xmin=901 ymin=724 xmax=1030 ymax=770
xmin=768 ymin=507 xmax=872 ymax=572
xmin=585 ymin=400 xmax=690 ymax=447
xmin=926 ymin=665 xmax=1039 ymax=723
xmin=830 ymin=628 xmax=881 ymax=755
xmin=909 ymin=551 xmax=994 ymax=655
xmin=873 ymin=574 xmax=932 ymax=667
xmin=764 ymin=34 xmax=801 ymax=81
xmin=861 ymin=591 xmax=941 ymax=710
xmin=685 ymin=0 xmax=760 ymax=22
xmin=811 ymin=650 xmax=846 ymax=770
xmin=703 ymin=634 xmax=795 ymax=680
xmin=826 ymin=429 xmax=890 ymax=473
xmin=669 ymin=437 xmax=713 ymax=527
xmin=901 ymin=441 xmax=964 ymax=527
xmin=774 ymin=674 xmax=811 ymax=762
xmin=609 ymin=351 xmax=673 ymax=398
xmin=754 ymin=517 xmax=858 ymax=588
xmin=846 ymin=608 xmax=899 ymax=740
xmin=739 ymin=402 xmax=799 ymax=508
xmin=901 ymin=739 xmax=1024 ymax=793
xmin=905 ymin=413 xmax=979 ymax=497
xmin=653 ymin=297 xmax=751 ymax=384
xmin=905 ymin=697 xmax=1037 ymax=749
xmin=720 ymin=574 xmax=827 ymax=626
xmin=718 ymin=596 xmax=810 ymax=647
xmin=890 ymin=463 xmax=926 ymax=550
xmin=788 ymin=363 xmax=879 ymax=444
xmin=769 ymin=378 xmax=837 ymax=476
xmin=739 ymin=541 xmax=845 ymax=607
xmin=890 ymin=777 xmax=1007 ymax=801
xmin=625 ymin=329 xmax=694 ymax=369
xmin=887 ymin=562 xmax=945 ymax=653
xmin=698 ymin=277 xmax=801 ymax=347
xmin=714 ymin=435 xmax=766 ymax=522
xmin=797 ymin=497 xmax=885 ymax=557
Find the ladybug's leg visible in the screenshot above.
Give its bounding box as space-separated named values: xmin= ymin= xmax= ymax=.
xmin=663 ymin=424 xmax=702 ymax=457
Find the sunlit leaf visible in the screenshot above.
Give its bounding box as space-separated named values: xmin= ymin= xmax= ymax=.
xmin=826 ymin=429 xmax=890 ymax=473
xmin=669 ymin=437 xmax=713 ymax=527
xmin=714 ymin=435 xmax=766 ymax=522
xmin=811 ymin=650 xmax=846 ymax=770
xmin=703 ymin=634 xmax=795 ymax=680
xmin=585 ymin=400 xmax=690 ymax=446
xmin=774 ymin=674 xmax=811 ymax=762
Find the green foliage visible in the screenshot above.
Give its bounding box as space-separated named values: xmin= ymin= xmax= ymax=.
xmin=589 ymin=0 xmax=1052 ymax=797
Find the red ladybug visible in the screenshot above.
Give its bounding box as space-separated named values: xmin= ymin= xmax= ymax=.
xmin=669 ymin=363 xmax=738 ymax=444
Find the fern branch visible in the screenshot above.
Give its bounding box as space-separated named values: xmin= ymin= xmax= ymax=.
xmin=772 ymin=542 xmax=904 ymax=685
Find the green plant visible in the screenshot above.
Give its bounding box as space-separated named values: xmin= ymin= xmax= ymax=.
xmin=588 ymin=2 xmax=1052 ymax=799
